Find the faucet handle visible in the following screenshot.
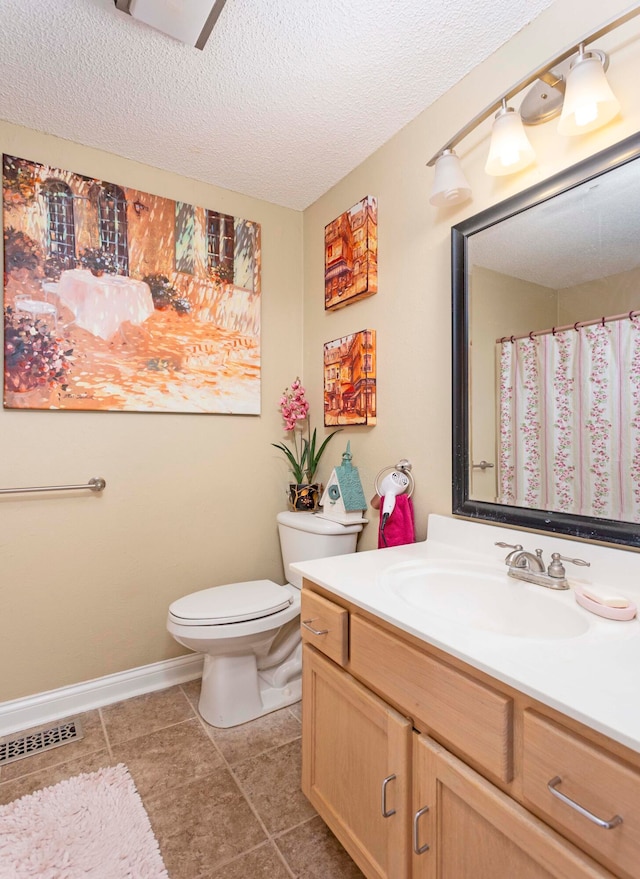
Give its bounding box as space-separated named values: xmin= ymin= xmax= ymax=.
xmin=495 ymin=542 xmax=523 ymax=565
xmin=548 ymin=552 xmax=591 ymax=579
xmin=531 ymin=548 xmax=546 ymax=572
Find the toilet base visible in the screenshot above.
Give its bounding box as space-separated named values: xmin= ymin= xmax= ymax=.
xmin=198 ymin=650 xmax=302 ymax=728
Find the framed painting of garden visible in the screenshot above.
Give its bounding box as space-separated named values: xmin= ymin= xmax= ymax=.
xmin=2 ymin=154 xmax=261 ymax=413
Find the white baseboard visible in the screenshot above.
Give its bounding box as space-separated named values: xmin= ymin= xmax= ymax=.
xmin=0 ymin=654 xmax=204 ymax=737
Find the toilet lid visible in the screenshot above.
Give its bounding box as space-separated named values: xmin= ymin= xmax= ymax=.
xmin=168 ymin=580 xmax=293 ymax=625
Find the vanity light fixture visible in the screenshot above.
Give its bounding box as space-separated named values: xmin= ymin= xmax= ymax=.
xmin=429 ymin=150 xmax=472 ymax=206
xmin=427 ymin=4 xmax=639 ymax=205
xmin=484 ymin=101 xmax=536 ymax=176
xmin=558 ymin=44 xmax=621 ymax=135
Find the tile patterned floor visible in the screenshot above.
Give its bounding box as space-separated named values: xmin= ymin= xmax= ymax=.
xmin=0 ymin=681 xmax=364 ymax=879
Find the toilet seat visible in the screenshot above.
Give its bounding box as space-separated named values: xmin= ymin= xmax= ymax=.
xmin=168 ymin=580 xmax=293 ymax=626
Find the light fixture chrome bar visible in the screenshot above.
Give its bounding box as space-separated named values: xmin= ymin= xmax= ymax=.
xmin=0 ymin=477 xmax=106 ymax=496
xmin=427 ymin=3 xmax=640 ymax=166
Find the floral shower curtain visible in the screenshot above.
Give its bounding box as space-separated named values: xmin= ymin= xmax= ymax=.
xmin=497 ymin=315 xmax=640 ymax=522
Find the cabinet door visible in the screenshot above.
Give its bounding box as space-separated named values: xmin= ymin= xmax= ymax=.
xmin=412 ymin=735 xmax=614 ymax=879
xmin=302 ymin=644 xmax=411 ymax=879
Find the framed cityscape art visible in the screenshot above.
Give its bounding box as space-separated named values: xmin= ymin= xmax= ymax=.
xmin=324 ymin=329 xmax=376 ymax=426
xmin=324 ymin=196 xmax=377 ymax=311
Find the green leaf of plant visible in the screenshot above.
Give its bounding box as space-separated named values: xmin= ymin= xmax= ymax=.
xmin=306 ymin=428 xmax=342 ymax=482
xmin=271 ymin=442 xmax=304 ymax=482
xmin=308 ymin=428 xmax=317 ymax=466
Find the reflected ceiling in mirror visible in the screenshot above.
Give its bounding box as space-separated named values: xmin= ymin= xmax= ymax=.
xmin=452 ymin=133 xmax=640 ymax=548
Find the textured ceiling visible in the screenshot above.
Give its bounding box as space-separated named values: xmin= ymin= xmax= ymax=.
xmin=0 ymin=0 xmax=555 ymax=210
xmin=469 ymin=159 xmax=640 ymax=290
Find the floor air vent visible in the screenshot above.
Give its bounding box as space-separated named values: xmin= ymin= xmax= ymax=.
xmin=0 ymin=719 xmax=84 ymax=766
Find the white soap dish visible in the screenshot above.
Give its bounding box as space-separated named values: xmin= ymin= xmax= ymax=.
xmin=573 ymin=586 xmax=637 ymax=621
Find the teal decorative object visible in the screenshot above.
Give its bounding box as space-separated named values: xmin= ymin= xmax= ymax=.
xmin=319 ymin=442 xmax=367 ymax=525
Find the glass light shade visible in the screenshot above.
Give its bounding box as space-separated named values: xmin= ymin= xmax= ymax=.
xmin=558 ymin=52 xmax=620 ymax=136
xmin=429 ymin=150 xmax=472 ymax=207
xmin=129 ymin=0 xmax=222 ymax=45
xmin=484 ymin=107 xmax=535 ymax=176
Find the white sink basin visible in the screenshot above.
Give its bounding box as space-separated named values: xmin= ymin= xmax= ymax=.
xmin=381 ymin=559 xmax=590 ymax=640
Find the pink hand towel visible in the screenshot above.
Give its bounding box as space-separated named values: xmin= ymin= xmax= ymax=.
xmin=378 ymin=494 xmax=415 ymax=548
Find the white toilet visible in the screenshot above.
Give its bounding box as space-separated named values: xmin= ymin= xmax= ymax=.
xmin=167 ymin=510 xmax=363 ymax=728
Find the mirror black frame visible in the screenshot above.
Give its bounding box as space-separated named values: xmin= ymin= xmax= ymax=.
xmin=452 ymin=131 xmax=640 ymax=549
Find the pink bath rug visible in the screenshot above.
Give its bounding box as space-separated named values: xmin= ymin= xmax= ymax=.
xmin=0 ymin=763 xmax=169 ymax=878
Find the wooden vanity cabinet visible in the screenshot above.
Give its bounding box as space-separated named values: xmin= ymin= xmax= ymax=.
xmin=301 ymin=580 xmax=634 ymax=879
xmin=412 ymin=735 xmax=612 ymax=879
xmin=302 ymin=644 xmax=412 ymax=879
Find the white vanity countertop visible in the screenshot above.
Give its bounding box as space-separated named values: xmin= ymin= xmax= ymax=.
xmin=292 ymin=514 xmax=640 ymax=754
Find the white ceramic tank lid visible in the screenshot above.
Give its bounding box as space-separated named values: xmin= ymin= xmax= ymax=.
xmin=168 ymin=580 xmax=292 ymax=625
xmin=276 ymin=510 xmax=363 ymax=534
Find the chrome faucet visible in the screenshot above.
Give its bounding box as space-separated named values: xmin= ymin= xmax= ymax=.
xmin=495 ymin=542 xmax=590 ymax=590
xmin=512 ymin=547 xmax=546 ymax=573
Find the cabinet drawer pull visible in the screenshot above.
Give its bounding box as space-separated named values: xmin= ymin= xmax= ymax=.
xmin=302 ymin=618 xmax=329 ymax=636
xmin=413 ymin=805 xmax=430 ymax=854
xmin=381 ymin=774 xmax=397 ymax=818
xmin=547 ymin=776 xmax=623 ymax=829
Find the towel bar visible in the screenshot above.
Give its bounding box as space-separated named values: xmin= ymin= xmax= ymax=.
xmin=0 ymin=477 xmax=106 ymax=496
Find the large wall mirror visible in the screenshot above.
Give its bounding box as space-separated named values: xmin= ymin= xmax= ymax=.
xmin=452 ymin=132 xmax=640 ymax=548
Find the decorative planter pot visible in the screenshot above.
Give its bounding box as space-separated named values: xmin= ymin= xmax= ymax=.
xmin=288 ymin=483 xmax=321 ymax=512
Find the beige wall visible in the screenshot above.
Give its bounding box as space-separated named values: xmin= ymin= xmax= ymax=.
xmin=0 ymin=121 xmax=303 ymax=701
xmin=558 ymin=266 xmax=640 ymax=324
xmin=302 ymin=0 xmax=640 ymax=552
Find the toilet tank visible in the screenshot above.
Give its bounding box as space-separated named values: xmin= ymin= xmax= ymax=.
xmin=277 ymin=511 xmax=363 ymax=589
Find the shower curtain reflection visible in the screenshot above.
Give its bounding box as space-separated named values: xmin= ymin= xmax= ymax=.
xmin=497 ymin=314 xmax=640 ymax=522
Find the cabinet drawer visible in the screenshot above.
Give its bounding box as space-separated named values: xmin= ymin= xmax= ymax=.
xmin=350 ymin=615 xmax=513 ymax=782
xmin=300 ymin=589 xmax=348 ymax=666
xmin=414 ymin=735 xmax=615 ymax=879
xmin=523 ymin=710 xmax=640 ymax=878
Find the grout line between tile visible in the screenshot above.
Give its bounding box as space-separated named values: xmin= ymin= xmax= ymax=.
xmin=103 ymin=715 xmax=197 ymax=748
xmin=191 ymin=709 xmax=226 ymax=760
xmin=270 ymin=840 xmax=298 ymax=879
xmin=97 ymin=707 xmax=114 ymax=762
xmin=191 ymin=708 xmax=297 ymax=878
xmin=178 ymin=681 xmax=196 ymax=698
xmin=0 ymin=745 xmax=108 ymax=785
xmin=177 ymin=682 xmax=198 ymax=715
xmin=199 ymin=839 xmax=297 ymax=879
xmin=220 ymin=768 xmax=299 ymax=879
xmin=270 ymin=812 xmax=319 ymax=841
xmin=219 ymin=732 xmax=302 ymax=769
